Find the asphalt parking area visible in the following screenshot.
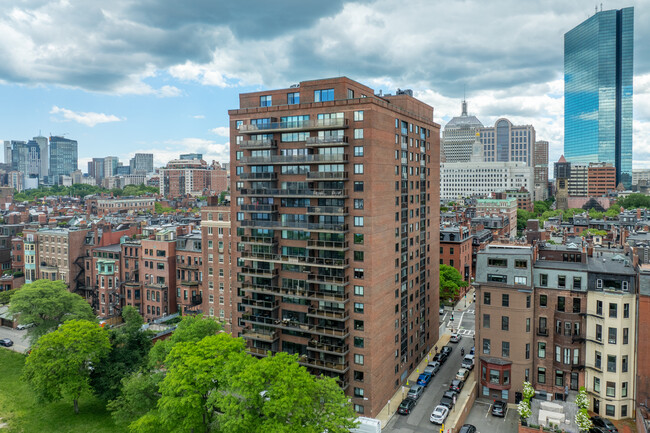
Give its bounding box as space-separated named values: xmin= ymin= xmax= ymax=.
xmin=461 ymin=400 xmax=518 ymax=433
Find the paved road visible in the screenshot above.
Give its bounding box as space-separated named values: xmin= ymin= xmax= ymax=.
xmin=0 ymin=326 xmax=31 ymax=354
xmin=385 ymin=302 xmax=475 ymax=433
xmin=463 ymin=399 xmax=519 ymax=433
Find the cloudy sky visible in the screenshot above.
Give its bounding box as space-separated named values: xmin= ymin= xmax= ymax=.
xmin=0 ymin=0 xmax=648 ymax=171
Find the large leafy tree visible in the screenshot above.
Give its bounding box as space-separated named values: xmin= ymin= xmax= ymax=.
xmin=9 ymin=279 xmax=95 ymax=343
xmin=91 ymin=306 xmax=153 ymax=400
xmin=148 ymin=314 xmax=221 ymax=368
xmin=22 ymin=319 xmax=111 ymax=413
xmin=439 ymin=264 xmax=468 ymax=303
xmin=107 ymin=369 xmax=165 ymax=430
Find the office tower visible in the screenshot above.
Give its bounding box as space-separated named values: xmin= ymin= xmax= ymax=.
xmin=3 ymin=141 xmax=11 ymax=165
xmin=479 ymin=118 xmax=536 ymax=166
xmin=230 ymin=77 xmax=440 ymax=417
xmin=534 ymin=140 xmax=549 ymax=201
xmin=564 ymin=7 xmax=633 ymax=188
xmin=104 ymin=156 xmax=119 ymax=178
xmin=33 ymin=135 xmax=48 ymax=182
xmin=180 ymin=153 xmax=203 ymax=161
xmin=129 ymin=153 xmax=154 ymax=175
xmin=89 ymin=157 xmax=105 ymax=183
xmin=49 ymin=136 xmax=78 ymax=183
xmin=441 ymin=100 xmax=483 ymax=162
xmin=587 ymin=162 xmax=616 ymax=196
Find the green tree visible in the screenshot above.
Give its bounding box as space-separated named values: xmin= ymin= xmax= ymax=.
xmin=604 ymin=205 xmax=621 ymax=218
xmin=148 ymin=314 xmax=221 ymax=368
xmin=0 ymin=288 xmax=18 ymax=305
xmin=588 ymin=208 xmax=604 ymax=219
xmin=533 ymin=201 xmax=550 ymax=216
xmin=618 ymin=193 xmax=650 ymax=209
xmin=9 ymin=279 xmax=95 ymax=343
xmin=107 ymin=369 xmax=164 ymax=430
xmin=581 ymin=229 xmax=607 ymax=237
xmin=439 ymin=264 xmax=468 ymax=304
xmin=517 ymin=209 xmax=536 ymax=231
xmin=22 ymin=319 xmax=111 ymax=414
xmin=91 ymin=306 xmax=153 ymax=400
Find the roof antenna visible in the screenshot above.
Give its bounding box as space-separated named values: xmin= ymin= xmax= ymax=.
xmin=461 ymin=85 xmax=468 ymax=116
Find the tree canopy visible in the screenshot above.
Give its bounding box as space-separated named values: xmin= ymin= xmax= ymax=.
xmin=618 ymin=193 xmax=650 ymax=209
xmin=9 ymin=279 xmax=95 ymax=343
xmin=22 ymin=319 xmax=111 ymax=414
xmin=13 ymin=183 xmax=158 ymax=202
xmin=439 ymin=264 xmax=468 ymax=303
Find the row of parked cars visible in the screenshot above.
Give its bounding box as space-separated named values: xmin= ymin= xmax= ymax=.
xmin=429 ymin=345 xmax=475 ymax=424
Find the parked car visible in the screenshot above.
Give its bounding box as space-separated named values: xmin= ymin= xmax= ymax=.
xmin=491 ymin=400 xmax=507 ymax=417
xmin=591 ymin=416 xmax=618 ymax=433
xmin=469 ymin=346 xmax=475 ymax=355
xmin=430 ymin=405 xmax=449 ymax=424
xmin=441 ymin=346 xmax=453 ymax=356
xmin=461 ymin=354 xmax=475 ymax=370
xmin=417 ymin=372 xmax=432 ymax=387
xmin=456 ymin=368 xmax=470 ymax=382
xmin=407 ymin=384 xmax=424 ymax=401
xmin=450 ymin=333 xmax=461 ymax=343
xmin=16 ymin=323 xmax=34 ymax=330
xmin=425 ymin=361 xmax=441 ymax=375
xmin=460 ymin=425 xmax=477 ymax=433
xmin=439 ymin=308 xmax=445 ymax=315
xmin=0 ymin=338 xmax=14 ymax=347
xmin=449 ymin=379 xmax=465 ymax=393
xmin=433 ymin=352 xmax=448 ymax=364
xmin=398 ymin=398 xmax=417 ymax=415
xmin=439 ymin=390 xmax=457 ymax=409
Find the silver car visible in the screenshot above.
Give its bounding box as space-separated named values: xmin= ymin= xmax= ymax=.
xmin=407 ymin=384 xmax=424 ymax=401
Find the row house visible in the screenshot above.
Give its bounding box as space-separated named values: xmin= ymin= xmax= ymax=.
xmin=440 ymin=225 xmax=473 ymax=284
xmin=176 ymin=231 xmax=203 ymax=314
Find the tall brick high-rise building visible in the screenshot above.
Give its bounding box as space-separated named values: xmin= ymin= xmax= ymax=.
xmin=229 ymin=77 xmax=440 ymax=416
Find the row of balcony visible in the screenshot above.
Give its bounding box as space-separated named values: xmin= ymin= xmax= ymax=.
xmin=240 ymin=315 xmax=350 ymax=338
xmin=239 ymin=188 xmax=347 ymax=198
xmin=240 ymin=282 xmax=349 ymax=301
xmin=239 ymin=118 xmax=348 ymax=133
xmin=244 ymin=345 xmax=349 ymax=374
xmin=238 ymin=171 xmax=348 ymax=181
xmin=240 ymin=154 xmax=348 ymax=165
xmin=239 ymin=251 xmax=349 ymax=268
xmin=237 ymin=236 xmax=348 ymax=251
xmin=239 ymin=219 xmax=348 ymax=232
xmin=237 ymin=136 xmax=349 ymax=147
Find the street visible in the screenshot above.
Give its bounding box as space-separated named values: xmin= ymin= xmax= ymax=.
xmin=385 ymin=301 xmax=475 ymax=433
xmin=0 ymin=326 xmax=31 ymax=354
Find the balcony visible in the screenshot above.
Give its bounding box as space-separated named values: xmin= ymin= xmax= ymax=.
xmin=305 ymin=171 xmax=348 ymax=180
xmin=239 ymin=188 xmax=347 ymax=198
xmin=240 ymin=298 xmax=280 ymax=311
xmin=307 ymin=340 xmax=350 ymax=356
xmin=180 ymin=280 xmax=200 ymax=287
xmin=306 ymin=206 xmax=348 ymax=215
xmin=307 ymin=306 xmax=349 ymax=321
xmin=240 ymin=251 xmax=349 ymax=268
xmin=177 ymin=262 xmax=200 ymax=270
xmin=238 ymin=139 xmax=277 ymax=149
xmin=306 ymin=273 xmax=349 ymax=287
xmin=240 ymin=204 xmax=278 ymax=213
xmin=239 ymin=219 xmax=348 ymax=233
xmin=308 ymin=324 xmax=350 ymax=338
xmin=239 ymin=266 xmax=278 ymax=278
xmin=239 ymin=118 xmax=349 ymax=134
xmin=305 ymin=136 xmax=348 ymax=147
xmin=299 ymin=357 xmax=350 ymax=374
xmin=239 ymin=235 xmax=277 ymax=246
xmin=240 ymin=154 xmax=348 ymax=165
xmin=191 ymin=294 xmax=202 ymax=306
xmin=306 ymin=240 xmax=349 ymax=251
xmin=240 ymin=282 xmax=349 ymax=302
xmin=238 ymin=172 xmax=277 ymax=181
xmin=241 ymin=327 xmax=279 ymax=342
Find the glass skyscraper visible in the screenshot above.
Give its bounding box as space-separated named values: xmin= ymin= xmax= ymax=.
xmin=564 ymin=7 xmax=633 ymax=188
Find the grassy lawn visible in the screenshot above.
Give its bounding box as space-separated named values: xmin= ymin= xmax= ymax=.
xmin=0 ymin=349 xmax=126 ymax=433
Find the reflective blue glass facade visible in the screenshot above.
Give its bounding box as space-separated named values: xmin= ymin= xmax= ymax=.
xmin=564 ymin=7 xmax=633 ymax=187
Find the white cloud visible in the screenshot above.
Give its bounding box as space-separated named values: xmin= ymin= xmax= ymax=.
xmin=128 ymin=138 xmax=230 ymax=167
xmin=192 ymin=114 xmax=205 ymax=119
xmin=209 ymin=126 xmax=229 ymax=137
xmin=50 ymin=106 xmax=124 ymax=127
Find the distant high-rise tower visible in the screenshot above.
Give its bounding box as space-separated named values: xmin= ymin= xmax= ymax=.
xmin=49 ymin=136 xmax=78 ymax=183
xmin=564 ymin=7 xmax=633 ymax=188
xmin=33 ymin=135 xmax=49 ymax=182
xmin=129 ymin=153 xmax=154 ymax=175
xmin=441 ymin=100 xmax=483 ymax=162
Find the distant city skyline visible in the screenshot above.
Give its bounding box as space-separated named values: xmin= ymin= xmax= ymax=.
xmin=0 ymin=1 xmax=648 ymax=170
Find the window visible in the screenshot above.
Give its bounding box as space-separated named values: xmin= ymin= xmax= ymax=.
xmin=502 ymin=294 xmax=509 ymax=307
xmin=354 ymin=129 xmax=364 ymax=139
xmin=287 ymin=92 xmax=299 ymax=104
xmin=354 ymin=285 xmax=364 ymax=296
xmin=488 ymin=258 xmax=507 ymax=267
xmin=354 ymin=354 xmax=364 ymax=365
xmin=354 ymin=387 xmax=364 ymax=398
xmin=596 ymin=324 xmax=602 ymax=342
xmin=354 ymin=268 xmax=364 ymax=279
xmin=526 ymin=318 xmax=531 ymax=332
xmin=502 ymin=316 xmax=509 ymax=331
xmin=595 ymin=351 xmax=602 ymax=369
xmin=609 ymin=303 xmax=617 ymax=318
xmin=354 ymin=320 xmax=364 ymax=330
xmin=354 ymin=251 xmax=364 ymax=262
xmin=314 ymin=88 xmax=334 ymax=102
xmin=354 ymin=233 xmax=364 ymax=244
xmin=354 ymin=337 xmax=364 ymax=348
xmin=354 ymin=146 xmax=364 ymax=156
xmin=596 ymin=300 xmax=603 ymax=315
xmin=487 ymin=274 xmax=507 ymax=283
xmin=354 ymin=199 xmax=364 ymax=209
xmin=489 ymin=369 xmax=500 ymax=384
xmin=540 ymin=294 xmax=547 ymax=307
xmin=623 ymin=328 xmax=628 ymax=344
xmin=502 ymin=341 xmax=510 ymax=357
xmin=573 ymin=348 xmax=580 ymax=364
xmin=622 ymin=382 xmax=628 ymax=398
xmin=573 ymin=298 xmax=581 ymax=313
xmin=608 ymin=327 xmax=616 ymax=344
xmin=605 ymin=405 xmax=615 ymax=417
xmin=557 ymin=296 xmax=565 ymax=312
xmin=515 ymin=259 xmax=527 ymax=268
xmin=483 ymin=314 xmax=490 ymax=328
xmin=624 ymin=303 xmax=630 ymax=318
xmin=607 ymin=355 xmax=616 ymax=372
xmin=514 ymin=276 xmax=527 ymax=285
xmin=555 ymin=345 xmax=561 ymax=362
xmin=260 ymin=95 xmax=272 ymax=107
xmin=527 ymin=295 xmax=531 ymax=308
xmin=606 ymin=381 xmax=615 ymax=397
xmin=354 ymin=181 xmax=364 ymax=192
xmin=354 ymin=302 xmax=364 ymax=313
xmin=525 ymin=343 xmax=530 ymax=359
xmin=483 ymin=338 xmax=490 ymax=354
xmin=354 ymin=370 xmax=364 ymax=382
xmin=594 ymin=377 xmax=601 ymax=393
xmin=354 ymin=163 xmax=364 ymax=174
xmin=484 ymin=292 xmax=491 ymax=305
xmin=538 ymin=342 xmax=546 ymax=358
xmin=573 ymin=276 xmax=581 ymax=290
xmin=354 ymin=404 xmax=364 ymax=414
xmin=540 ymin=274 xmax=548 ymax=286
xmin=354 ymin=216 xmax=364 ymax=227
xmin=558 ymin=275 xmax=566 ymax=288
xmin=555 ymin=371 xmax=564 ymax=387
xmin=538 ymin=367 xmax=546 ymax=384
xmin=622 ymin=355 xmax=628 ymax=372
